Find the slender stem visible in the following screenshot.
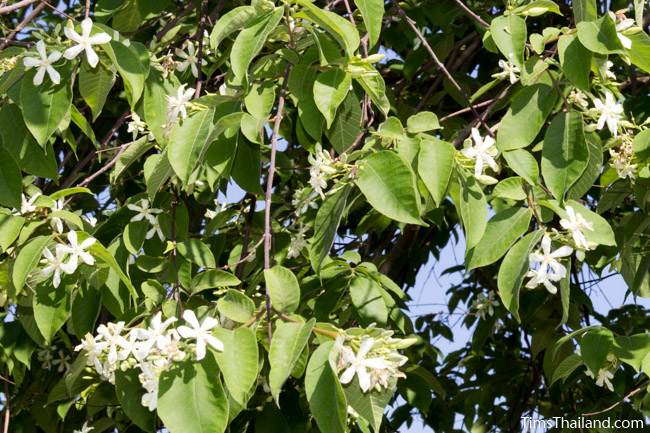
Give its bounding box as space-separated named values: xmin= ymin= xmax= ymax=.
xmin=0 ymin=0 xmax=48 ymax=50
xmin=263 ymin=67 xmax=291 ymax=341
xmin=77 ymin=141 xmax=131 ymax=187
xmin=193 ymin=0 xmax=209 ymax=98
xmin=0 ymin=0 xmax=37 ymax=15
xmin=394 ymin=3 xmax=493 ymax=136
xmin=3 ymin=379 xmax=9 ymax=433
xmin=235 ymin=194 xmax=256 ymax=279
xmin=582 ymin=381 xmax=648 ymax=416
xmin=276 ymin=312 xmax=340 ymax=339
xmin=84 ymin=0 xmax=90 ymax=18
xmin=452 ymin=0 xmax=489 ymax=28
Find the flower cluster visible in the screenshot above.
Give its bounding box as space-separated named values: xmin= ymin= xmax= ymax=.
xmin=308 ymin=144 xmax=346 ymax=198
xmin=334 ymin=328 xmax=414 ymax=393
xmin=609 ymin=134 xmax=637 ymax=180
xmin=461 ymin=128 xmax=500 ymax=184
xmin=74 ymin=311 xmax=223 ymax=411
xmin=525 ymin=234 xmax=572 ymax=295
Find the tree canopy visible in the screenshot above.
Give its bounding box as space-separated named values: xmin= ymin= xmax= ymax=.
xmin=1 ymin=0 xmax=650 ymax=432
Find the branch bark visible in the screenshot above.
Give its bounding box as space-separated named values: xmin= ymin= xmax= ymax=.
xmin=0 ymin=0 xmax=37 ymax=15
xmin=0 ymin=0 xmax=48 ymax=50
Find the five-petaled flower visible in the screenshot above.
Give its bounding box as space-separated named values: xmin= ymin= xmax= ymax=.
xmin=73 ymin=421 xmax=94 ymax=433
xmin=175 ymin=42 xmax=206 ymax=78
xmin=23 ymin=40 xmax=62 ymax=86
xmin=338 ymin=338 xmax=391 ymax=393
xmin=127 ymin=198 xmax=162 ymax=225
xmin=492 ymin=59 xmax=520 ymax=84
xmin=166 ymin=84 xmax=195 ymax=123
xmin=461 ymin=128 xmax=499 ymax=184
xmin=525 ymin=235 xmax=573 ymax=294
xmin=60 ymin=230 xmax=96 ymax=270
xmin=585 ymin=367 xmax=615 ymax=392
xmin=593 ymin=91 xmax=623 ymax=137
xmin=40 ymin=245 xmax=76 ymax=288
xmin=177 ymin=310 xmax=224 ymax=360
xmin=559 ymin=206 xmax=595 ymax=253
xmin=63 ymin=18 xmax=111 ymax=68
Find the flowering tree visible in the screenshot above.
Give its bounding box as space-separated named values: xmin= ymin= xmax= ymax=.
xmin=0 ymin=0 xmax=649 ymax=432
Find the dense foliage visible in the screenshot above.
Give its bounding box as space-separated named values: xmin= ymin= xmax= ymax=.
xmin=1 ymin=0 xmax=650 ymax=431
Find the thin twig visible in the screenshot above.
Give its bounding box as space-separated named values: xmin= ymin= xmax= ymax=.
xmin=84 ymin=0 xmax=90 ymax=18
xmin=439 ymin=97 xmax=497 ymax=121
xmin=395 ymin=3 xmax=493 ymax=136
xmin=235 ymin=194 xmax=257 ymax=279
xmin=193 ymin=0 xmax=209 ymax=97
xmin=452 ymin=0 xmax=489 ymax=28
xmin=227 ymin=236 xmax=264 ymax=272
xmin=582 ymin=381 xmax=648 ymax=416
xmin=3 ymin=379 xmax=9 ymax=433
xmin=154 ymin=4 xmax=194 ymax=41
xmin=77 ymin=141 xmax=132 ymax=186
xmin=0 ymin=0 xmax=48 ymax=50
xmin=263 ymin=67 xmax=291 ymax=341
xmin=0 ymin=0 xmax=37 ymax=15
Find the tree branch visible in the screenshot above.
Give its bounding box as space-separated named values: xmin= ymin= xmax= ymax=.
xmin=0 ymin=0 xmax=37 ymax=15
xmin=452 ymin=0 xmax=489 ymax=28
xmin=193 ymin=0 xmax=209 ymax=97
xmin=0 ymin=0 xmax=48 ymax=50
xmin=582 ymin=381 xmax=648 ymax=417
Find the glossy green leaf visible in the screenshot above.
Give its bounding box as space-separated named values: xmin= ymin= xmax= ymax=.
xmin=213 ymin=327 xmax=259 ymax=406
xmin=13 ymin=235 xmax=51 ymax=295
xmin=305 ymin=341 xmax=347 ymax=433
xmin=177 ymin=238 xmax=216 ymax=268
xmin=0 ymin=145 xmax=22 ymax=209
xmin=295 ymin=0 xmax=360 ymax=56
xmin=490 ymin=15 xmax=527 ymax=67
xmin=457 ymin=171 xmax=487 ymax=250
xmin=353 ymin=0 xmax=384 ymax=48
xmin=313 ymin=69 xmax=351 ymax=128
xmin=216 ymin=289 xmax=255 ymax=322
xmin=349 ymin=275 xmax=388 ymax=326
xmin=576 ymin=15 xmax=624 ymax=55
xmin=417 ymin=137 xmax=455 ymax=206
xmin=265 ymin=265 xmax=301 ymax=314
xmin=269 ymin=320 xmax=315 ymax=403
xmin=309 ymin=184 xmax=350 ymax=273
xmin=167 ymin=107 xmax=215 ymax=185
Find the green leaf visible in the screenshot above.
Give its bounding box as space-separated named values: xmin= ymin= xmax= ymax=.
xmin=244 ymin=81 xmax=276 ymax=120
xmin=326 ymin=91 xmax=361 ymax=153
xmin=265 ymin=265 xmax=301 ymax=314
xmin=354 ymin=65 xmax=390 ymax=115
xmin=20 ymin=70 xmax=72 ymax=147
xmin=0 ymin=214 xmax=24 ymax=252
xmin=305 ymin=341 xmax=347 ymax=433
xmin=33 ymin=282 xmax=71 ymax=344
xmin=70 ymin=284 xmax=100 ymax=338
xmin=309 ymin=184 xmax=350 ymax=273
xmin=496 ymin=82 xmax=557 ymax=151
xmin=168 ymin=107 xmax=215 ymax=185
xmin=213 ymin=327 xmax=259 ymax=406
xmin=143 ymin=69 xmax=173 ymax=143
xmin=0 ymin=104 xmax=58 ymax=179
xmin=406 ymin=112 xmax=440 ymax=133
xmin=88 ymin=238 xmax=138 ymax=298
xmin=550 ymin=353 xmax=583 ymax=385
xmin=79 ymin=62 xmax=115 ymax=121
xmin=497 ymin=230 xmax=544 ymax=322
xmin=110 ymin=136 xmax=154 ymax=184
xmin=13 ymin=235 xmax=51 ymax=295
xmin=502 ymin=149 xmax=539 ymax=185
xmin=210 ymin=6 xmax=259 ymax=50
xmin=467 ymin=207 xmax=532 ymax=269
xmin=580 ymin=328 xmax=614 ymax=373
xmin=576 ymin=15 xmax=624 ymax=55
xmin=613 ymin=333 xmax=650 ymax=372
xmin=356 ymin=151 xmax=425 ymax=226
xmin=115 ymin=369 xmax=155 ymax=432
xmin=193 ymin=270 xmax=241 ymax=293
xmin=353 ymin=0 xmax=384 ymax=48
xmin=349 ymin=276 xmax=388 ymax=326
xmin=557 ymin=35 xmax=591 ymax=91
xmin=144 ymin=152 xmax=173 ymax=198
xmin=344 ymin=377 xmax=393 ymax=432
xmin=572 ymin=0 xmax=596 ymax=23
xmin=626 ymin=30 xmax=650 ymax=74
xmin=231 ymin=8 xmax=284 ymax=83
xmin=313 ymin=69 xmax=351 ymax=128
xmin=567 ymin=134 xmax=602 ymax=200
xmin=457 ymin=171 xmax=487 ymax=250
xmin=490 ymin=15 xmax=527 ymax=67
xmin=295 ymin=0 xmax=360 ymax=56
xmin=545 ymin=199 xmax=616 ymax=246
xmin=512 ymin=0 xmax=562 ymax=16
xmin=177 ymin=238 xmax=216 ymax=268
xmin=0 ymin=145 xmax=22 ymax=208
xmin=417 ymin=137 xmax=455 ymax=206
xmin=158 ymin=355 xmax=229 ymax=433
xmin=216 ymin=289 xmax=255 ymax=322
xmin=269 ymin=320 xmax=315 ymax=403
xmin=541 ymin=112 xmax=589 ymax=202
xmin=492 ymin=177 xmax=526 ymax=201
xmin=103 ymin=39 xmax=149 ymax=106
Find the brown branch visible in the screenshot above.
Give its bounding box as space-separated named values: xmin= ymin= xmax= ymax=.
xmin=0 ymin=0 xmax=48 ymax=50
xmin=439 ymin=97 xmax=496 ymax=121
xmin=0 ymin=0 xmax=37 ymax=15
xmin=77 ymin=140 xmax=132 ymax=187
xmin=582 ymin=381 xmax=648 ymax=417
xmin=395 ymin=3 xmax=493 ymax=136
xmin=235 ymin=194 xmax=257 ymax=279
xmin=3 ymin=379 xmax=9 ymax=433
xmin=263 ymin=67 xmax=291 ymax=341
xmin=84 ymin=0 xmax=90 ymax=18
xmin=193 ymin=0 xmax=209 ymax=97
xmin=452 ymin=0 xmax=489 ymax=28
xmin=154 ymin=4 xmax=194 ymax=41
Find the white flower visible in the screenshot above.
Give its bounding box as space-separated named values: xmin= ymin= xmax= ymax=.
xmin=51 ymin=349 xmax=71 ymax=373
xmin=49 ymin=199 xmax=65 ymax=233
xmin=287 ymin=225 xmax=307 ymax=259
xmin=83 ymin=215 xmax=97 ymax=227
xmin=41 ymin=245 xmax=76 ymax=288
xmin=585 ymin=367 xmax=615 ymax=392
xmin=60 ymin=230 xmax=96 ymax=270
xmin=461 ymin=128 xmax=499 ymax=184
xmin=559 ymin=206 xmax=595 ymax=251
xmin=525 ymin=235 xmax=573 ymax=295
xmin=131 ymin=312 xmax=177 ymax=361
xmin=593 ymin=92 xmax=624 ymax=137
xmin=127 ymin=198 xmax=162 ymax=225
xmin=126 ymin=113 xmax=148 ymax=140
xmin=138 ymin=362 xmax=160 ymax=411
xmin=166 ymin=84 xmax=195 ymax=122
xmin=609 ymin=138 xmax=636 ymax=180
xmin=472 ymin=292 xmax=499 ymax=319
xmin=145 ymin=216 xmax=165 ymax=241
xmin=177 ymin=310 xmax=224 ymax=360
xmin=615 ymin=17 xmax=634 ymax=49
xmin=23 ymin=40 xmax=62 ymax=85
xmin=602 ymin=60 xmax=617 ymax=80
xmin=37 ymin=347 xmax=54 ymax=370
xmin=63 ymin=18 xmax=111 ymax=68
xmin=74 ymin=333 xmax=108 ymax=368
xmin=73 ymin=421 xmax=94 ymax=433
xmin=175 ymin=42 xmax=206 ymax=78
xmin=13 ymin=193 xmax=40 ymax=215
xmin=492 ymin=59 xmax=520 ymax=84
xmin=308 ymin=144 xmax=337 ymax=198
xmin=568 ymin=89 xmax=589 ymax=108
xmin=204 ymin=200 xmax=225 ymax=219
xmin=96 ymin=322 xmax=131 ymax=365
xmin=338 ymin=338 xmax=391 ymax=392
